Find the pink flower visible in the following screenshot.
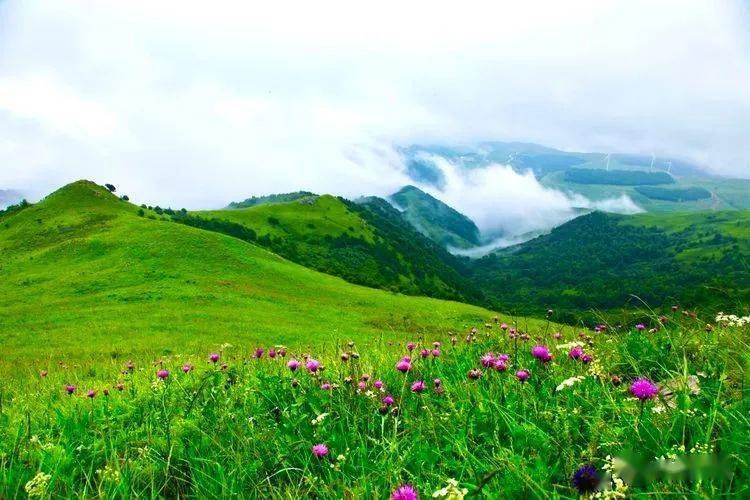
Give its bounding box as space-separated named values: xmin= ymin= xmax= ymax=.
xmin=65 ymin=385 xmax=76 ymax=395
xmin=433 ymin=378 xmax=442 ymax=387
xmin=531 ymin=345 xmax=552 ymax=363
xmin=287 ymin=359 xmax=300 ymax=371
xmin=254 ymin=348 xmax=264 ymax=359
xmin=636 ymin=323 xmax=646 ymax=331
xmin=431 ymin=349 xmax=440 ymax=358
xmin=480 ymin=353 xmax=495 ymax=367
xmin=392 ymin=484 xmax=418 ymax=500
xmin=500 ymin=323 xmax=508 ymax=330
xmin=630 ymin=378 xmax=659 ymax=400
xmin=278 ymin=348 xmax=287 ymax=357
xmin=209 ymin=353 xmax=220 ymax=363
xmin=268 ymin=349 xmax=277 ymax=358
xmin=410 ymin=380 xmax=426 ymax=393
xmin=382 ymin=394 xmax=395 ymax=406
xmin=553 ymin=332 xmax=562 ymax=339
xmin=87 ymin=389 xmax=96 ymax=398
xmin=406 ymin=342 xmax=416 ymax=351
xmin=419 ymin=349 xmax=430 ymax=359
xmin=311 ymin=443 xmax=329 ymax=458
xmin=157 ymin=369 xmax=170 ymax=380
xmin=516 ymin=370 xmax=530 ymax=382
xmin=182 ymin=363 xmax=194 ymax=373
xmin=357 ymin=381 xmax=367 ymax=391
xmin=396 ymin=357 xmax=412 ymax=373
xmin=306 ymin=359 xmax=321 ymax=372
xmin=321 ymin=382 xmax=332 ymax=390
xmin=568 ymin=346 xmax=583 ymax=360
xmin=494 ymin=360 xmax=508 ymax=372
xmin=374 ymin=380 xmax=384 ymax=390
xmin=581 ymin=354 xmax=593 ymax=364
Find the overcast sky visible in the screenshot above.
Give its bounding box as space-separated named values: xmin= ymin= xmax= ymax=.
xmin=0 ymin=0 xmax=749 ymax=210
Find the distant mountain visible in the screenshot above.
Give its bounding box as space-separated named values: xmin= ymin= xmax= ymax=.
xmin=227 ymin=191 xmax=316 ymax=209
xmin=389 ymin=185 xmax=481 ymax=249
xmin=471 ymin=210 xmax=750 ymax=322
xmin=187 ymin=193 xmax=482 ymax=303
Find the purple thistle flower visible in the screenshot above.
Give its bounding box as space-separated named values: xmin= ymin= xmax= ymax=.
xmin=182 ymin=363 xmax=193 ymax=373
xmin=419 ymin=349 xmax=430 ymax=359
xmin=494 ymin=360 xmax=508 ymax=372
xmin=410 ymin=380 xmax=426 ymax=393
xmin=392 ymin=484 xmax=418 ymax=500
xmin=209 ymin=353 xmax=220 ymax=363
xmin=516 ymin=370 xmax=530 ymax=382
xmin=480 ymin=353 xmax=495 ymax=367
xmin=65 ymin=385 xmax=76 ymax=395
xmin=254 ymin=348 xmax=264 ymax=359
xmin=268 ymin=349 xmax=277 ymax=358
xmin=531 ymin=345 xmax=552 ymax=363
xmin=321 ymin=382 xmax=332 ymax=390
xmin=311 ymin=443 xmax=329 ymax=458
xmin=396 ymin=358 xmax=412 ymax=373
xmin=630 ymin=377 xmax=659 ymax=400
xmin=357 ymin=381 xmax=367 ymax=391
xmin=497 ymin=353 xmax=510 ymax=363
xmin=500 ymin=323 xmax=508 ymax=330
xmin=278 ymin=348 xmax=287 ymax=357
xmin=382 ymin=394 xmax=395 ymax=406
xmin=571 ymin=464 xmax=600 ymax=493
xmin=636 ymin=323 xmax=646 ymax=331
xmin=287 ymin=359 xmax=300 ymax=371
xmin=468 ymin=368 xmax=482 ymax=380
xmin=157 ymin=369 xmax=170 ymax=380
xmin=581 ymin=354 xmax=593 ymax=364
xmin=374 ymin=379 xmax=384 ymax=390
xmin=406 ymin=342 xmax=416 ymax=352
xmin=87 ymin=389 xmax=96 ymax=398
xmin=431 ymin=349 xmax=440 ymax=358
xmin=433 ymin=378 xmax=442 ymax=387
xmin=305 ymin=359 xmax=321 ymax=372
xmin=568 ymin=346 xmax=583 ymax=360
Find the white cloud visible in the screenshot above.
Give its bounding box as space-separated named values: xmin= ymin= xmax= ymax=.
xmin=0 ymin=0 xmax=748 ymax=209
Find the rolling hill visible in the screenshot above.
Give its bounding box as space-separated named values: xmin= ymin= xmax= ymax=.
xmin=471 ymin=210 xmax=750 ymax=322
xmin=0 ymin=181 xmax=504 ymax=371
xmin=188 ymin=193 xmax=480 ymax=302
xmin=389 ymin=185 xmax=481 ymax=249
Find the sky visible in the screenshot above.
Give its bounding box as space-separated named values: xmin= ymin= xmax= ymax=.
xmin=0 ymin=0 xmax=749 ymax=230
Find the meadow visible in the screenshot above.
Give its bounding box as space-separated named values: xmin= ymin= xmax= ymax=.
xmin=1 ymin=310 xmax=748 ymax=498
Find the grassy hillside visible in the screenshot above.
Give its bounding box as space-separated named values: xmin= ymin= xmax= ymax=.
xmin=226 ymin=191 xmax=316 ymax=209
xmin=471 ymin=210 xmax=750 ymax=323
xmin=0 ymin=181 xmax=505 ymax=372
xmin=189 ymin=194 xmax=480 ymax=302
xmin=389 ymin=185 xmax=480 ymax=249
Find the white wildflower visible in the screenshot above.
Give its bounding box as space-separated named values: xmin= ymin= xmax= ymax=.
xmin=432 ymin=478 xmax=468 ymax=499
xmin=556 ymin=376 xmax=586 ymax=392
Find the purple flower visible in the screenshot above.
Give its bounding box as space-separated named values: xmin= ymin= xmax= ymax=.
xmin=374 ymin=379 xmax=384 ymax=390
xmin=254 ymin=348 xmax=264 ymax=359
xmin=396 ymin=357 xmax=412 ymax=373
xmin=553 ymin=332 xmax=562 ymax=339
xmin=287 ymin=359 xmax=300 ymax=371
xmin=382 ymin=394 xmax=395 ymax=406
xmin=419 ymin=349 xmax=430 ymax=359
xmin=306 ymin=359 xmax=321 ymax=372
xmin=278 ymin=348 xmax=287 ymax=357
xmin=182 ymin=363 xmax=193 ymax=373
xmin=321 ymin=382 xmax=332 ymax=391
xmin=357 ymin=381 xmax=366 ymax=391
xmin=516 ymin=370 xmax=530 ymax=382
xmin=497 ymin=353 xmax=510 ymax=363
xmin=431 ymin=349 xmax=440 ymax=358
xmin=406 ymin=342 xmax=416 ymax=352
xmin=268 ymin=349 xmax=277 ymax=358
xmin=433 ymin=378 xmax=442 ymax=387
xmin=65 ymin=385 xmax=76 ymax=395
xmin=392 ymin=484 xmax=418 ymax=500
xmin=410 ymin=380 xmax=426 ymax=393
xmin=571 ymin=464 xmax=600 ymax=493
xmin=494 ymin=360 xmax=508 ymax=372
xmin=581 ymin=354 xmax=593 ymax=364
xmin=500 ymin=323 xmax=508 ymax=330
xmin=157 ymin=369 xmax=170 ymax=380
xmin=531 ymin=345 xmax=552 ymax=363
xmin=636 ymin=323 xmax=646 ymax=331
xmin=311 ymin=443 xmax=329 ymax=458
xmin=209 ymin=353 xmax=220 ymax=363
xmin=468 ymin=369 xmax=482 ymax=380
xmin=630 ymin=377 xmax=659 ymax=400
xmin=87 ymin=389 xmax=96 ymax=398
xmin=340 ymin=352 xmax=350 ymax=362
xmin=568 ymin=346 xmax=583 ymax=360
xmin=480 ymin=353 xmax=495 ymax=367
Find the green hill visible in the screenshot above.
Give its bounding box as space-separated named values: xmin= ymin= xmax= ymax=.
xmin=471 ymin=210 xmax=750 ymax=322
xmin=226 ymin=191 xmax=316 ymax=209
xmin=0 ymin=181 xmax=504 ymax=369
xmin=389 ymin=185 xmax=480 ymax=249
xmin=189 ymin=193 xmax=480 ymax=302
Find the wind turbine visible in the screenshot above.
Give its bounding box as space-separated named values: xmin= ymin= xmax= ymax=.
xmin=605 ymin=153 xmax=611 ymax=171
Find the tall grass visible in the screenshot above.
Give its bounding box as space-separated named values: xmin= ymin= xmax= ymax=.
xmin=1 ymin=311 xmax=747 ymax=498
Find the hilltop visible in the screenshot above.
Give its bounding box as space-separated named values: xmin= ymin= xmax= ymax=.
xmin=0 ymin=181 xmax=504 ymax=368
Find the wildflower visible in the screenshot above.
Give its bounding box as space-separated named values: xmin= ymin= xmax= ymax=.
xmin=500 ymin=323 xmax=508 ymax=330
xmin=531 ymin=345 xmax=552 ymax=363
xmin=312 ymin=443 xmax=329 ymax=458
xmin=321 ymin=382 xmax=332 ymax=391
xmin=374 ymin=379 xmax=384 ymax=390
xmin=24 ymin=472 xmax=51 ymax=498
xmin=433 ymin=341 xmax=441 ymax=348
xmin=431 ymin=349 xmax=440 ymax=358
xmin=357 ymin=381 xmax=366 ymax=391
xmin=611 ymin=375 xmax=622 ymax=386
xmin=411 ymin=380 xmax=426 ymax=393
xmin=515 ymin=370 xmax=530 ymax=382
xmin=340 ymin=352 xmax=350 ymax=362
xmin=209 ymin=353 xmax=220 ymax=363
xmin=254 ymin=348 xmax=264 ymax=358
xmin=556 ymin=376 xmax=585 ymax=392
xmin=468 ymin=369 xmax=482 ymax=380
xmin=87 ymin=390 xmax=96 ymax=398
xmin=278 ymin=347 xmax=287 ymax=357
xmin=493 ymin=359 xmax=507 ymax=371
xmin=553 ymin=331 xmax=562 ymax=339
xmin=407 ymin=342 xmax=416 ymax=351
xmin=287 ymin=358 xmax=300 ymax=371
xmin=182 ymin=363 xmax=193 ymax=373
xmin=126 ymin=360 xmax=135 ymax=371
xmin=480 ymin=353 xmax=495 ymax=367
xmin=581 ymin=354 xmax=593 ymax=364
xmin=268 ymin=349 xmax=277 ymax=358
xmin=497 ymin=353 xmax=509 ymax=362
xmin=115 ymin=383 xmax=125 ymax=391
xmin=635 ymin=323 xmax=646 ymax=331
xmin=39 ymin=370 xmax=48 ymax=378
xmin=432 ymin=478 xmax=467 ymax=498
xmin=630 ymin=378 xmax=659 ymax=400
xmin=291 ymin=378 xmax=299 ymax=387
xmin=383 ymin=394 xmax=395 ymax=406
xmin=396 ymin=357 xmax=412 ymax=373
xmin=433 ymin=378 xmax=442 ymax=387
xmin=306 ymin=359 xmax=321 ymax=372
xmin=65 ymin=385 xmax=76 ymax=395
xmin=392 ymin=484 xmax=418 ymax=500
xmin=568 ymin=346 xmax=583 ymax=360
xmin=659 ymin=315 xmax=668 ymax=324
xmin=420 ymin=349 xmax=430 ymax=358
xmin=157 ymin=369 xmax=169 ymax=380
xmin=572 ymin=464 xmax=600 ymax=494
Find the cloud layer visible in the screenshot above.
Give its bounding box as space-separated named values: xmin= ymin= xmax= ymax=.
xmin=0 ymin=0 xmax=748 ymax=210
